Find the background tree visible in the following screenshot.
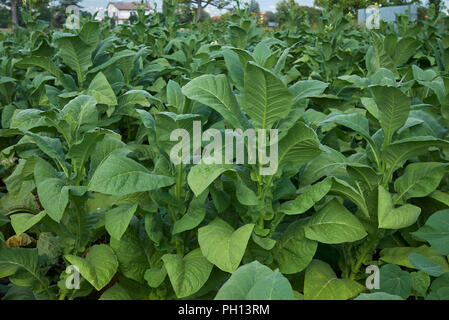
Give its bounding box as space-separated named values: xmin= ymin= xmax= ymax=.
xmin=248 ymin=0 xmax=259 ymax=14
xmin=276 ymin=0 xmax=321 ymax=25
xmin=0 ymin=4 xmax=8 ymax=27
xmin=428 ymin=0 xmax=442 ymax=13
xmin=314 ymin=0 xmax=422 ymax=13
xmin=185 ymin=0 xmax=230 ymax=23
xmin=11 ymin=0 xmax=18 ymax=25
xmin=0 ymin=0 xmax=52 ymax=28
xmin=276 ymin=0 xmax=298 ymax=23
xmin=0 ymin=0 xmax=22 ymax=27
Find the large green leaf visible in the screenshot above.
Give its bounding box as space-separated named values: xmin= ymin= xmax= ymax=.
xmin=182 ymin=74 xmax=245 ymax=129
xmin=215 ymin=261 xmax=294 ymax=300
xmin=272 ymin=220 xmax=317 ymax=274
xmin=0 ymin=248 xmax=50 ymax=295
xmin=299 ymin=146 xmax=347 ymax=187
xmin=86 ymin=72 xmax=117 ymax=106
xmin=278 ymin=122 xmax=321 ymax=172
xmin=319 ymin=113 xmax=372 ymax=142
xmin=187 ymin=163 xmax=234 ymax=196
xmin=304 ymin=260 xmax=365 ymax=300
xmin=154 ymin=111 xmax=199 ymax=154
xmin=79 ymin=21 xmax=101 ymax=47
xmin=24 ymin=131 xmax=65 ymax=162
xmin=162 ymin=248 xmax=213 ymax=298
xmin=371 ymin=86 xmax=410 ymax=145
xmin=167 ymin=80 xmax=185 ymax=111
xmin=144 ymin=267 xmax=167 ymax=288
xmin=304 ymin=199 xmax=367 ymax=244
xmin=110 ymin=218 xmax=154 ymax=283
xmin=10 ymin=109 xmax=46 ymax=131
xmin=15 ymin=56 xmax=63 ymax=79
xmin=87 ymin=50 xmax=137 ymax=75
xmin=64 ymin=244 xmax=118 ymax=291
xmin=0 ymin=248 xmax=39 ymax=279
xmin=394 ymin=162 xmax=448 ymax=203
xmin=173 ymin=192 xmax=207 ymax=234
xmin=59 ymin=95 xmax=98 ymax=136
xmin=198 ymin=218 xmax=254 ymax=273
xmin=380 ymin=245 xmax=449 ymax=272
xmin=88 ymin=154 xmax=175 ymax=195
xmin=66 ymin=131 xmax=104 ymax=180
xmin=408 ymin=253 xmax=445 ymax=277
xmin=412 ymin=209 xmax=449 ymax=255
xmin=382 ymin=137 xmax=449 ymax=176
xmin=278 ymin=178 xmax=332 ymax=215
xmin=289 ymin=80 xmax=328 ymax=103
xmin=376 ymin=264 xmax=413 ymax=299
xmin=222 ymin=48 xmax=245 ymax=91
xmin=10 ymin=211 xmax=47 ymax=235
xmin=394 ymin=37 xmax=421 ymax=66
xmin=378 ymin=185 xmax=421 ymax=229
xmin=105 ymin=204 xmax=138 ymax=240
xmin=34 ymin=159 xmax=69 ymax=222
xmin=55 ymin=34 xmax=94 ymax=84
xmin=242 ymin=62 xmax=293 ymax=129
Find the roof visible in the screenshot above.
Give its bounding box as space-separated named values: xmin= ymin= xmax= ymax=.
xmin=108 ymin=2 xmax=152 ymax=10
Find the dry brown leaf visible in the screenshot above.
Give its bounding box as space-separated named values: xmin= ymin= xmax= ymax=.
xmin=5 ymin=233 xmax=35 ymax=248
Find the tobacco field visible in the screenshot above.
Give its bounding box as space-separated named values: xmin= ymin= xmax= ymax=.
xmin=1 ymin=2 xmax=449 ymax=300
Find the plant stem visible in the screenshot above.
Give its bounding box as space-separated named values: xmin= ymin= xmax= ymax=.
xmin=350 ymin=229 xmax=385 ymax=279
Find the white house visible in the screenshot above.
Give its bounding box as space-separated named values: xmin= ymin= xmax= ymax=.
xmin=107 ymin=2 xmax=152 ymax=24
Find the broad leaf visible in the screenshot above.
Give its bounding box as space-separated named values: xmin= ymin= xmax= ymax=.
xmin=378 ymin=185 xmax=421 ymax=229
xmin=272 ymin=220 xmax=317 ymax=274
xmin=198 ymin=218 xmax=254 ymax=273
xmin=408 ymin=253 xmax=445 ymax=277
xmin=371 ymin=86 xmax=410 ymax=145
xmin=278 ymin=178 xmax=332 ymax=215
xmin=65 ymin=244 xmax=118 ymax=291
xmin=88 ymin=154 xmax=175 ymax=195
xmin=105 ymin=204 xmax=138 ymax=240
xmin=182 ymin=74 xmax=245 ymax=129
xmin=376 ymin=264 xmax=413 ymax=299
xmin=10 ymin=211 xmax=47 ymax=236
xmin=162 ymin=248 xmax=213 ymax=298
xmin=215 ymin=260 xmax=294 ymax=300
xmin=304 ymin=199 xmax=367 ymax=244
xmin=304 ymin=260 xmax=365 ymax=300
xmin=412 ymin=209 xmax=449 ymax=255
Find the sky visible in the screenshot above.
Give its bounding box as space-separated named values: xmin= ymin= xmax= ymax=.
xmin=80 ymin=0 xmax=315 ymax=16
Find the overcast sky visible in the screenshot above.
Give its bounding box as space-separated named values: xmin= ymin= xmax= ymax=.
xmin=79 ymin=0 xmax=441 ymax=16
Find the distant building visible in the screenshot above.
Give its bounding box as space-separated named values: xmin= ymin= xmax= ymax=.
xmin=358 ymin=4 xmax=418 ymax=26
xmin=107 ymin=2 xmax=152 ymax=25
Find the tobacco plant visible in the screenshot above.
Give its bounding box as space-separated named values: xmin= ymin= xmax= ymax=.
xmin=0 ymin=2 xmax=449 ymax=300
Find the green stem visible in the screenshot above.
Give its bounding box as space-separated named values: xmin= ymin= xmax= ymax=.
xmin=350 ymin=229 xmax=385 ymax=280
xmin=175 ymin=164 xmax=183 ymax=214
xmin=56 ymin=158 xmax=69 ymax=178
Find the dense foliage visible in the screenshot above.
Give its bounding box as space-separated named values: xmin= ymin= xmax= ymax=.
xmin=1 ymin=3 xmax=449 ymax=300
